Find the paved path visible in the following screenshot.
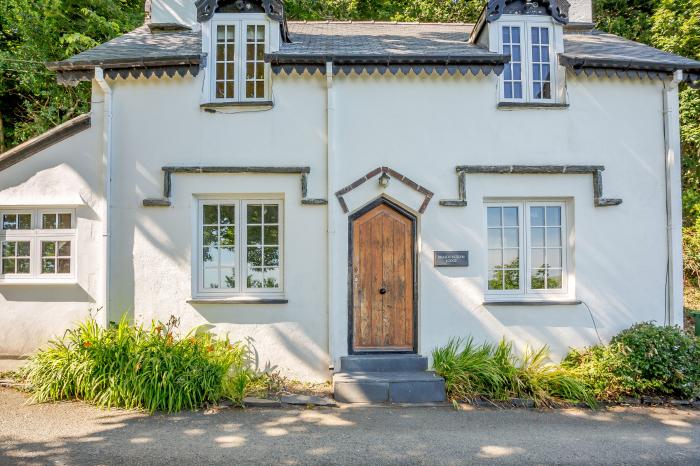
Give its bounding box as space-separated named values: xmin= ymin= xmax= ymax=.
xmin=1 ymin=388 xmax=698 ymax=465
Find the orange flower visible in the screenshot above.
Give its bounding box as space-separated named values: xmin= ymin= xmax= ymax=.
xmin=207 ymin=345 xmax=214 ymax=352
xmin=83 ymin=341 xmax=92 ymax=348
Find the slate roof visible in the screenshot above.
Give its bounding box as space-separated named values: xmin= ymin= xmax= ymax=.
xmin=47 ymin=21 xmax=700 ymax=76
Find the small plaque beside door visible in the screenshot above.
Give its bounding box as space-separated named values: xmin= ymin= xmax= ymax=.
xmin=434 ymin=251 xmax=469 ymax=267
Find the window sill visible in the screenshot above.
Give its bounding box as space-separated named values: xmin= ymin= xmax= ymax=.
xmin=497 ymin=102 xmax=569 ymax=110
xmin=483 ymin=299 xmax=582 ymax=306
xmin=187 ymin=297 xmax=288 ymax=305
xmin=0 ymin=279 xmax=77 ymax=286
xmin=200 ymin=101 xmax=273 ymax=112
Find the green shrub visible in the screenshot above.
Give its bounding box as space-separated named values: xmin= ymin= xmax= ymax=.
xmin=563 ymin=322 xmax=700 ymax=400
xmin=432 ymin=338 xmax=594 ymax=407
xmin=20 ymin=314 xmax=256 ymax=412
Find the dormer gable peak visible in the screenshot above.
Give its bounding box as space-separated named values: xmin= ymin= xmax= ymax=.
xmin=487 ymin=0 xmax=570 ymax=25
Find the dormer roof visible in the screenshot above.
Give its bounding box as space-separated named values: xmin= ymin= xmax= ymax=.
xmin=486 ymin=0 xmax=570 ymax=24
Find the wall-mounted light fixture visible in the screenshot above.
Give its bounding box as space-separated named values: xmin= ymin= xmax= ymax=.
xmin=378 ymin=172 xmax=390 ymax=188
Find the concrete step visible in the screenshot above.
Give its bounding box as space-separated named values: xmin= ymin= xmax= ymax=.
xmin=333 ymin=371 xmax=446 ymax=404
xmin=340 ymin=354 xmax=428 ymax=373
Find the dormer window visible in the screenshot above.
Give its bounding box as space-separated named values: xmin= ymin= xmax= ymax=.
xmin=210 ymin=18 xmax=268 ymax=102
xmin=499 ymin=21 xmax=555 ymax=103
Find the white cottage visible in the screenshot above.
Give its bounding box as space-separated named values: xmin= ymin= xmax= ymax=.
xmin=1 ymin=0 xmax=699 ymax=402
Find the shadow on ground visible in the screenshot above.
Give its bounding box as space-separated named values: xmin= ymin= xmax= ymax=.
xmin=1 ymin=388 xmax=698 ymax=465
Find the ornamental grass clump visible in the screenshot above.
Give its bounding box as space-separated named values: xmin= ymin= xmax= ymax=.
xmin=563 ymin=322 xmax=700 ymax=401
xmin=432 ymin=337 xmax=594 ymax=407
xmin=21 ymin=314 xmax=255 ymax=412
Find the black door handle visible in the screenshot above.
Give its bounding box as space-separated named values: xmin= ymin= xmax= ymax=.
xmin=379 ymin=287 xmax=387 ymax=294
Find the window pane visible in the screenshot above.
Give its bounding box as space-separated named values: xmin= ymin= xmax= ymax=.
xmin=203 ymin=227 xmax=218 ymax=246
xmin=488 ymin=228 xmax=502 ymax=248
xmin=17 ymin=258 xmax=30 ymax=274
xmin=263 ymin=247 xmax=279 ymax=267
xmin=17 ymin=241 xmax=30 ymax=257
xmin=488 ymin=250 xmax=502 ymax=268
xmin=264 ymin=205 xmax=279 ymax=223
xmin=247 ymin=205 xmax=262 ymax=224
xmin=247 ymin=226 xmax=262 ymax=245
xmin=503 ymin=248 xmax=519 ymax=268
xmin=547 ymin=269 xmax=563 ymax=289
xmin=204 ymin=268 xmax=219 ymax=289
xmin=531 ymin=227 xmax=545 ymax=247
xmin=263 ymin=267 xmax=279 ymax=288
xmin=42 ymin=258 xmax=56 ymax=274
xmin=531 ymin=268 xmax=546 ymax=289
xmin=504 ymin=270 xmax=519 ymax=290
xmin=546 ymin=206 xmax=561 ymax=225
xmin=221 ymin=268 xmax=236 ymax=288
xmin=503 ymin=207 xmax=518 ymax=226
xmin=531 ymin=248 xmax=545 ymax=268
xmin=57 ymin=259 xmax=71 ymax=274
xmin=2 ymin=241 xmax=15 ymax=256
xmin=42 ymin=241 xmax=56 ymax=256
xmin=203 ymin=247 xmax=217 ymax=265
xmin=216 ymin=82 xmax=225 ymax=99
xmin=488 ymin=270 xmax=501 ymax=290
xmin=247 ymin=247 xmax=262 ymax=267
xmin=220 ymin=247 xmax=235 ymax=266
xmin=487 ymin=207 xmax=501 ymax=227
xmin=42 ymin=214 xmax=57 ymax=229
xmin=217 ymin=25 xmax=225 ymax=41
xmin=19 ymin=214 xmax=31 ymax=229
xmin=57 ymin=214 xmax=71 ymax=229
xmin=2 ymin=214 xmax=17 ymax=230
xmin=547 ymin=248 xmax=562 ymax=267
xmin=264 ymin=225 xmax=279 ymax=245
xmin=247 ymin=268 xmax=263 ymax=288
xmin=547 ymin=227 xmax=562 ymax=247
xmin=203 ymin=205 xmax=218 ymax=224
xmin=530 ymin=207 xmax=545 ymax=226
xmin=220 ymin=226 xmax=235 ymax=246
xmin=2 ymin=259 xmax=15 ymax=274
xmin=503 ymin=228 xmax=519 ymax=247
xmin=58 ymin=241 xmax=71 ymax=256
xmin=246 ymin=81 xmax=255 ymax=98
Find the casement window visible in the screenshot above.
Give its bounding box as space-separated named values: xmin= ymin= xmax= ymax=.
xmin=210 ymin=19 xmax=269 ymax=102
xmin=486 ymin=202 xmax=568 ymax=296
xmin=196 ymin=199 xmax=282 ymax=297
xmin=499 ymin=23 xmax=555 ymax=103
xmin=0 ymin=209 xmax=76 ymax=282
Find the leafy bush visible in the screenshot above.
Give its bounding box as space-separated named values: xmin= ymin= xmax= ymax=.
xmin=20 ymin=314 xmax=256 ymax=412
xmin=563 ymin=322 xmax=700 ymax=400
xmin=432 ymin=338 xmax=594 ymax=407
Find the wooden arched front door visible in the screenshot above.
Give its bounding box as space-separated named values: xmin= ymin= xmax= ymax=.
xmin=349 ymin=198 xmax=416 ymax=353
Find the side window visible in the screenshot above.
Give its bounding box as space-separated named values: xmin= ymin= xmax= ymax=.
xmin=499 ymin=23 xmax=555 ymax=103
xmin=486 ymin=202 xmax=568 ymax=297
xmin=211 ymin=20 xmax=268 ymax=103
xmin=0 ymin=209 xmax=76 ymax=280
xmin=197 ymin=199 xmax=282 ymax=297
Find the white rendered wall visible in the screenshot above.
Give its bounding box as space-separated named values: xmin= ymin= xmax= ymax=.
xmin=327 ymin=71 xmax=670 ymax=366
xmin=0 ymin=93 xmax=104 ymax=355
xmin=107 ymin=72 xmax=330 ymax=381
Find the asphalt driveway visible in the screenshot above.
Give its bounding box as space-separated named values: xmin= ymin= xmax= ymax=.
xmin=1 ymin=388 xmax=698 ymax=465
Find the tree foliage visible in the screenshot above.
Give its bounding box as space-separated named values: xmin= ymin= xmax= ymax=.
xmin=0 ymin=0 xmax=144 ymax=151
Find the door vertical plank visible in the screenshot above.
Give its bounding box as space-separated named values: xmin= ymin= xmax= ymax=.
xmin=355 ymin=222 xmax=366 ymax=347
xmin=395 ymin=218 xmax=408 ymax=347
xmin=404 ymin=218 xmax=413 ymax=348
xmin=370 ymin=212 xmax=384 ymax=347
xmin=382 ymin=214 xmax=394 ymax=346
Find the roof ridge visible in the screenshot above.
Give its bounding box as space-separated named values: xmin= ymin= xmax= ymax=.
xmin=288 ymin=20 xmax=474 ymax=26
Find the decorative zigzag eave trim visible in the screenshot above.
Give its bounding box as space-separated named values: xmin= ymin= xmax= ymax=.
xmin=54 ymin=64 xmax=201 ymax=85
xmin=271 ymin=63 xmax=505 ymax=77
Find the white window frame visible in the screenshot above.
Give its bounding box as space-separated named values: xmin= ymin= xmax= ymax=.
xmin=195 ymin=197 xmax=284 ymax=298
xmin=485 ymin=200 xmax=570 ymax=300
xmin=498 ymin=18 xmax=556 ymax=104
xmin=0 ymin=208 xmax=77 ymax=283
xmin=209 ymin=14 xmax=270 ymax=104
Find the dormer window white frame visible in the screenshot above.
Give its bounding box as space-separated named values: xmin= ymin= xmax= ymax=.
xmin=493 ymin=15 xmax=563 ymax=104
xmin=202 ymin=13 xmax=276 ymax=104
